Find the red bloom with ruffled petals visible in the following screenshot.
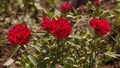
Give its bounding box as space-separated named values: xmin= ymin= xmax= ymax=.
xmin=40 ymin=17 xmax=72 ymax=39
xmin=50 ymin=18 xmax=72 ymax=39
xmin=61 ymin=3 xmax=72 ymax=13
xmin=7 ymin=24 xmax=31 ymax=46
xmin=40 ymin=17 xmax=53 ymax=31
xmin=89 ymin=18 xmax=111 ymax=35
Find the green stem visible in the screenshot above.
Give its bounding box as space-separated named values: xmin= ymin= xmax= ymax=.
xmin=10 ymin=46 xmax=20 ymax=58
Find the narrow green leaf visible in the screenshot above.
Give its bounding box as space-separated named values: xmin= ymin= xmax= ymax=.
xmin=104 ymin=52 xmax=120 ymax=58
xmin=29 ymin=44 xmax=40 ymax=52
xmin=28 ymin=55 xmax=37 ymax=67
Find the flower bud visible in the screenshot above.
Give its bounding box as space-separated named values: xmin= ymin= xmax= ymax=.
xmin=77 ymin=7 xmax=83 ymax=12
xmin=50 ymin=45 xmax=56 ymax=51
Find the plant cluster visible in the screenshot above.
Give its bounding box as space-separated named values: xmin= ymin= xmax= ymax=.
xmin=3 ymin=0 xmax=120 ymax=68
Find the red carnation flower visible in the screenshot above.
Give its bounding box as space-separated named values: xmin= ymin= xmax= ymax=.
xmin=7 ymin=24 xmax=31 ymax=46
xmin=40 ymin=17 xmax=53 ymax=31
xmin=89 ymin=18 xmax=99 ymax=29
xmin=50 ymin=18 xmax=72 ymax=39
xmin=89 ymin=18 xmax=111 ymax=35
xmin=40 ymin=17 xmax=72 ymax=39
xmin=61 ymin=3 xmax=72 ymax=13
xmin=94 ymin=0 xmax=99 ymax=6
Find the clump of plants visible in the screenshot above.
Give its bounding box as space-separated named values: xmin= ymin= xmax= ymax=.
xmin=3 ymin=0 xmax=120 ymax=68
